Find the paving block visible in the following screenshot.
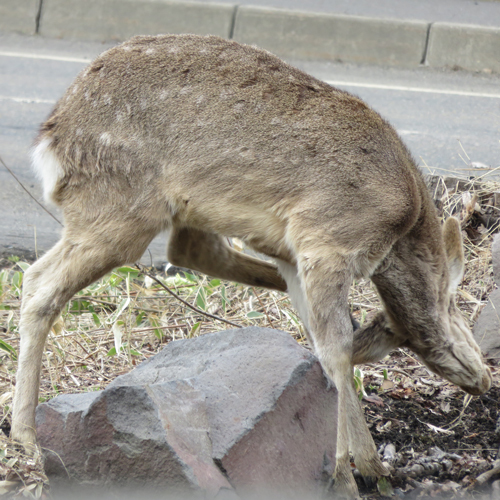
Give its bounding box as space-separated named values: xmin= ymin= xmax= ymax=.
xmin=0 ymin=0 xmax=39 ymax=35
xmin=233 ymin=6 xmax=429 ymax=67
xmin=427 ymin=22 xmax=500 ymax=72
xmin=39 ymin=0 xmax=236 ymax=42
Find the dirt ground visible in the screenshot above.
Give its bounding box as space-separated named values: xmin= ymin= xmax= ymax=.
xmin=357 ymin=349 xmax=500 ymax=499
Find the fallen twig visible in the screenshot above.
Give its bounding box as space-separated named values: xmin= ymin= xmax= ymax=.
xmin=135 ymin=264 xmax=242 ymax=329
xmin=471 ymin=459 xmax=500 ymax=488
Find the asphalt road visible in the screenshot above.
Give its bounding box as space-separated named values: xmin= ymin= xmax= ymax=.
xmin=1 ymin=33 xmax=500 ymax=262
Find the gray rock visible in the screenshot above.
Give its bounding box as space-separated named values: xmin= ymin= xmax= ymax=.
xmin=473 ymin=288 xmax=500 ymax=360
xmin=492 ymin=232 xmax=500 ymax=285
xmin=36 ymin=327 xmax=337 ymax=496
xmin=492 ymin=479 xmax=500 ymax=494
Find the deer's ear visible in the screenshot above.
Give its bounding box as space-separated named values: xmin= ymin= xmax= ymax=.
xmin=443 ymin=217 xmax=465 ymax=292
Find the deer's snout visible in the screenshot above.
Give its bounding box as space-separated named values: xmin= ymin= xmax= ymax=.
xmin=461 ymin=366 xmax=492 ymax=395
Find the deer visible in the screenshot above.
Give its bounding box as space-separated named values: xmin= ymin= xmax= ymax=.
xmin=10 ymin=34 xmax=491 ymax=498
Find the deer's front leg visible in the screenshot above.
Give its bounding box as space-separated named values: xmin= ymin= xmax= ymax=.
xmin=298 ymin=254 xmax=388 ymax=498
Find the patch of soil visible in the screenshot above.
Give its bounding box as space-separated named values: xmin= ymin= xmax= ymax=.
xmin=367 ymin=389 xmax=499 ymax=455
xmin=357 ymin=351 xmax=500 ymax=498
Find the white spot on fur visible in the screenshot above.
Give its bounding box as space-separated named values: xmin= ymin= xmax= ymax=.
xmin=100 ymin=132 xmax=112 ymax=146
xmin=122 ymin=45 xmax=132 ymax=52
xmin=234 ymin=101 xmax=245 ymax=112
xmin=220 ymin=89 xmax=233 ymax=100
xmin=145 ymin=48 xmax=155 ymax=55
xmin=238 ymin=147 xmax=255 ymax=160
xmin=31 ymin=138 xmax=64 ymax=204
xmin=159 ymin=89 xmax=170 ymax=100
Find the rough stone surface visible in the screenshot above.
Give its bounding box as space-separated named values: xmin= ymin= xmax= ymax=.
xmin=36 ymin=327 xmax=337 ymax=496
xmin=473 ymin=233 xmax=500 ymax=360
xmin=426 ymin=22 xmax=500 ymax=72
xmin=492 ymin=233 xmax=500 ymax=286
xmin=233 ymin=6 xmax=428 ymax=66
xmin=473 ymin=288 xmax=500 ymax=361
xmin=39 ymin=0 xmax=236 ymax=42
xmin=0 ymin=0 xmax=39 ymax=35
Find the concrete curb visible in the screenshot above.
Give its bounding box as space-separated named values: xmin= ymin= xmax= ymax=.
xmin=427 ymin=22 xmax=500 ymax=73
xmin=39 ymin=0 xmax=236 ymax=42
xmin=233 ymin=6 xmax=428 ymax=67
xmin=0 ymin=0 xmax=39 ymax=35
xmin=1 ymin=0 xmax=499 ymax=72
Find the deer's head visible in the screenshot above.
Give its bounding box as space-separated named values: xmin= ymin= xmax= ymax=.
xmin=405 ymin=217 xmax=492 ymax=395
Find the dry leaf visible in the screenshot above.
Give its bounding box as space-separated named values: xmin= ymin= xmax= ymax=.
xmin=440 ymin=401 xmax=451 ymax=413
xmin=381 ymin=379 xmax=394 ymax=390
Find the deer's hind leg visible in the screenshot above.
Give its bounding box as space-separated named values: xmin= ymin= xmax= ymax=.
xmin=167 ymin=227 xmax=287 ymax=292
xmin=11 ymin=212 xmax=160 ymax=447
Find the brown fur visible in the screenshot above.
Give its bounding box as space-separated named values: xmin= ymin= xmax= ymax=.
xmin=13 ymin=35 xmax=491 ymax=497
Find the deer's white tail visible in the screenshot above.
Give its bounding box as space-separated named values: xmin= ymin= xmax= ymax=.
xmin=31 ymin=137 xmax=63 ymax=204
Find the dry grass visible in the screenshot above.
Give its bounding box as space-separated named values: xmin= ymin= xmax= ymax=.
xmin=0 ymin=174 xmax=499 ymax=498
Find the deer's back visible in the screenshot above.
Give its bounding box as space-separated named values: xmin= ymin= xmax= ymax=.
xmin=38 ymin=35 xmax=424 ymax=250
